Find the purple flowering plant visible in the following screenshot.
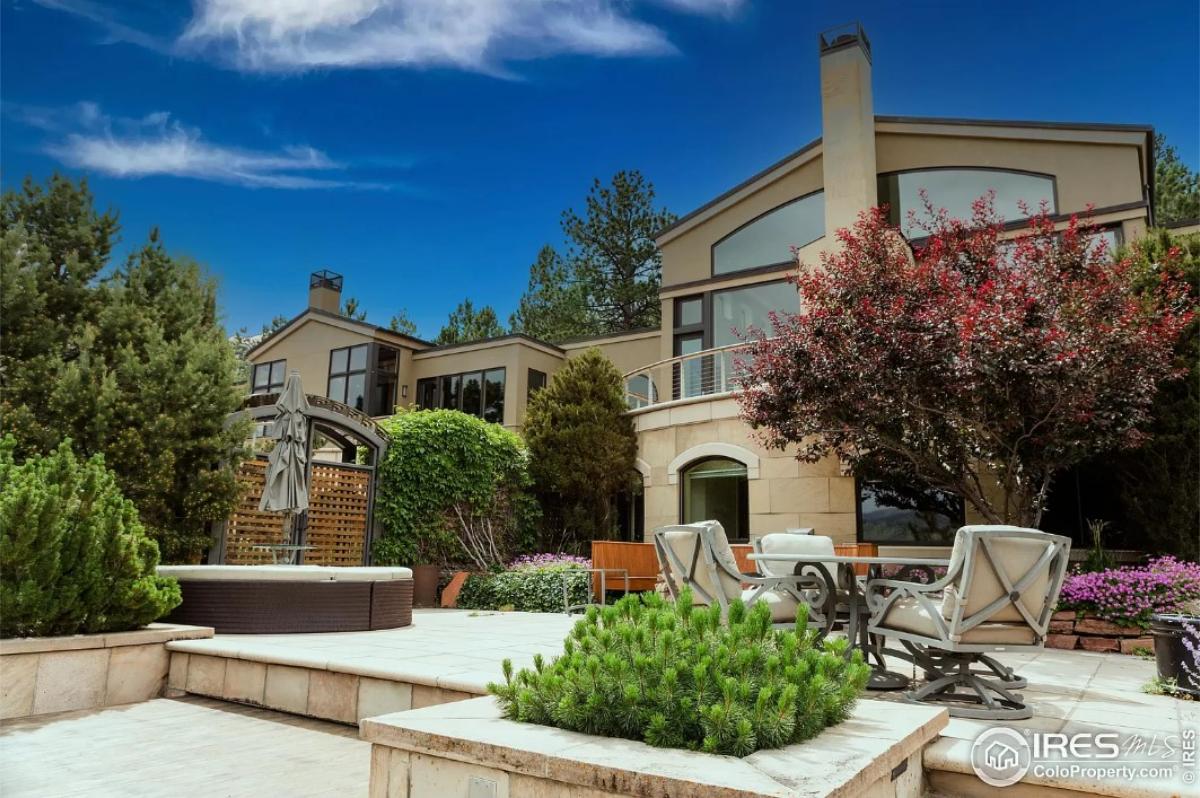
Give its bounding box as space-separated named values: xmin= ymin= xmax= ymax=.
xmin=508 ymin=553 xmax=592 ymax=571
xmin=1058 ymin=556 xmax=1200 ymax=628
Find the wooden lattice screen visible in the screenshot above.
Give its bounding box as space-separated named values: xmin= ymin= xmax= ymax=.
xmin=303 ymin=462 xmax=370 ymax=566
xmin=224 ymin=458 xmax=288 ymax=564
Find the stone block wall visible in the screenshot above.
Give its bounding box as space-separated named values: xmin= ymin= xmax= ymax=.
xmin=1045 ymin=611 xmax=1154 ymax=654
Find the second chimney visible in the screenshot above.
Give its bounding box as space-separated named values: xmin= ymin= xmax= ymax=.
xmin=819 ymin=23 xmax=878 ymax=236
xmin=309 ymin=269 xmax=343 ymax=313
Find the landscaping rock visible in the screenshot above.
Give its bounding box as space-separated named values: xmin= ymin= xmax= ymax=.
xmin=1075 ymin=617 xmax=1142 ymax=637
xmin=1049 ymin=620 xmax=1075 ymax=634
xmin=1052 ymin=610 xmax=1077 ymax=622
xmin=1079 ymin=636 xmax=1120 ymax=653
xmin=1046 ymin=634 xmax=1079 ymax=650
xmin=1119 ymin=637 xmax=1155 ymax=655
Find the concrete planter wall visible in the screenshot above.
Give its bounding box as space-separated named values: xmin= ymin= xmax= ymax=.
xmin=361 ymin=696 xmax=947 ymax=798
xmin=0 ymin=623 xmax=212 ymax=720
xmin=1046 ymin=611 xmax=1153 ymax=654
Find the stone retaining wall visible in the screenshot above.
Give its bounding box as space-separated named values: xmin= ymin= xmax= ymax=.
xmin=0 ymin=623 xmax=213 ymax=720
xmin=1046 ymin=611 xmax=1153 ymax=654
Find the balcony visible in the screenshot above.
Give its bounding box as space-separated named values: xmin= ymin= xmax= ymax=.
xmin=622 ymin=341 xmax=756 ymax=411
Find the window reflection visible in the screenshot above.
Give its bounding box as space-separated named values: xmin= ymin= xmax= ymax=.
xmin=713 ymin=192 xmax=824 ymax=275
xmin=681 ymin=458 xmax=749 ymax=542
xmin=878 ymin=169 xmax=1056 ymax=237
xmin=858 ymin=481 xmax=964 ymax=545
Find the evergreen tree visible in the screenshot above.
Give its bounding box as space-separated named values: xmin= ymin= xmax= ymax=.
xmin=261 ymin=314 xmax=289 ymax=337
xmin=388 ymin=308 xmax=419 ymax=336
xmin=0 ymin=175 xmax=248 ymax=562
xmin=563 ymin=170 xmax=675 ymax=331
xmin=509 ymin=245 xmax=597 ymax=342
xmin=1154 ymin=134 xmax=1200 ymax=225
xmin=0 ymin=438 xmax=181 ymax=637
xmin=435 ymin=298 xmax=505 ymax=344
xmin=511 ymin=171 xmax=675 ymax=341
xmin=341 ymin=296 xmax=367 ymax=320
xmin=523 ymin=349 xmax=638 ymax=549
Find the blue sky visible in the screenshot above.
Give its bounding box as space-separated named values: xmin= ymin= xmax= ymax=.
xmin=3 ymin=1 xmax=1198 ymax=337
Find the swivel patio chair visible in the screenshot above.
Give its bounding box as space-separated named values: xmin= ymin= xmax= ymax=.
xmin=753 ymin=531 xmax=844 ymax=630
xmin=865 ymin=525 xmax=1070 ymax=719
xmin=654 ymin=521 xmax=833 ymax=634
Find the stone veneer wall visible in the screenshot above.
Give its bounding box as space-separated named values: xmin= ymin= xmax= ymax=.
xmin=1046 ymin=611 xmax=1155 ymax=654
xmin=0 ymin=623 xmax=213 ymax=720
xmin=167 ymin=652 xmax=476 ymax=725
xmin=633 ymin=397 xmax=858 ymax=542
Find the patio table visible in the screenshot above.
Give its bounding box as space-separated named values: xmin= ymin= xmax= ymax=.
xmin=250 ymin=544 xmax=317 ymax=565
xmin=747 ymin=553 xmax=949 ymax=690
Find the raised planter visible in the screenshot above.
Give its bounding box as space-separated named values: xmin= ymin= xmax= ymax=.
xmin=1149 ymin=613 xmax=1200 ymax=696
xmin=361 ymin=696 xmax=947 ymax=798
xmin=0 ymin=623 xmax=213 ymax=720
xmin=411 ymin=564 xmax=440 ymax=608
xmin=1044 ymin=611 xmax=1154 ymax=655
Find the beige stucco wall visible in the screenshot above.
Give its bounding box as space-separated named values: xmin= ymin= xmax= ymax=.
xmin=561 ymin=331 xmax=662 ymax=377
xmin=875 ymin=132 xmax=1146 ymax=213
xmin=658 ymin=155 xmax=824 ymax=289
xmin=633 ymin=398 xmax=856 ymax=544
xmin=249 ymin=318 xmax=379 ymax=398
xmin=411 ymin=339 xmax=565 ymax=428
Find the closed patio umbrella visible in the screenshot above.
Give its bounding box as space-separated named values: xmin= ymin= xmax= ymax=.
xmin=259 ymin=371 xmax=310 ymax=550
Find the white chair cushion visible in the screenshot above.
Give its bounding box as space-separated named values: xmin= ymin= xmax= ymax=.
xmin=785 ymin=528 xmax=814 ymax=535
xmin=658 ymin=522 xmax=743 ymax=604
xmin=880 ymin=596 xmax=1037 ymax=645
xmin=940 ymin=526 xmax=1053 ymax=623
xmin=742 ymin=588 xmax=798 ymax=623
xmin=758 ymin=533 xmax=837 ymax=585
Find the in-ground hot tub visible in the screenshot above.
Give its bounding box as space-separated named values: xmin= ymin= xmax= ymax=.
xmin=157 ymin=565 xmax=414 ymax=634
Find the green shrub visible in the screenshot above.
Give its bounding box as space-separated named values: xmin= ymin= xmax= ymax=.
xmin=0 ymin=438 xmax=181 ymax=637
xmin=457 ymin=557 xmax=591 ymax=613
xmin=374 ymin=409 xmax=537 ymax=568
xmin=489 ymin=590 xmax=871 ymax=756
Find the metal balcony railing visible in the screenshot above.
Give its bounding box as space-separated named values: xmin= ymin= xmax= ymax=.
xmin=622 ymin=341 xmax=758 ymax=410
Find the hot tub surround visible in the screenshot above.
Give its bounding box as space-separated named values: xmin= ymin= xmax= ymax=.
xmin=158 ymin=565 xmax=414 ymax=634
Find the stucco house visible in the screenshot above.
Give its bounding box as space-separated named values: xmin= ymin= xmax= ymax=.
xmin=245 ymin=25 xmax=1160 ymax=554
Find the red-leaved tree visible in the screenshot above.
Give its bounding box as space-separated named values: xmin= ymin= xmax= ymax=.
xmin=737 ymin=195 xmax=1193 ymax=527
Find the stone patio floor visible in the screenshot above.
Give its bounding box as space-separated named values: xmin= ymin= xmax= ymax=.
xmin=0 ymin=696 xmax=369 ymax=797
xmin=4 ymin=610 xmax=1194 ymax=796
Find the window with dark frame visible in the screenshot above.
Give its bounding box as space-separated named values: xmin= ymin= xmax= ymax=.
xmin=527 ymin=369 xmax=548 ymax=401
xmin=857 ymin=479 xmax=965 ymax=546
xmin=327 ymin=344 xmax=369 ymax=412
xmin=251 ymin=359 xmax=286 ymax=394
xmin=415 ymin=368 xmax=506 ymax=423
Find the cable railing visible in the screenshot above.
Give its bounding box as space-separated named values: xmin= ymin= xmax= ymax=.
xmin=622 ymin=341 xmax=757 ymax=410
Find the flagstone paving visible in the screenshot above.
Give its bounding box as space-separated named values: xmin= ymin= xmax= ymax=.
xmin=0 ymin=696 xmax=368 ymax=797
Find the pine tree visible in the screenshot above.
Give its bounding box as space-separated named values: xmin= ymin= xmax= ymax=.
xmin=435 ymin=298 xmax=505 ymax=344
xmin=0 ymin=437 xmax=181 ymax=637
xmin=0 ymin=175 xmax=248 ymax=562
xmin=341 ymin=296 xmax=367 ymax=320
xmin=388 ymin=308 xmax=419 ymax=336
xmin=522 ymin=349 xmax=637 ymax=548
xmin=509 ymin=245 xmax=597 ymax=342
xmin=1154 ymin=134 xmax=1200 ymax=225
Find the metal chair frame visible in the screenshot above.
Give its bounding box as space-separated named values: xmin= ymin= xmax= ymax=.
xmin=654 ymin=522 xmax=834 ymax=634
xmin=865 ymin=525 xmax=1070 ymax=719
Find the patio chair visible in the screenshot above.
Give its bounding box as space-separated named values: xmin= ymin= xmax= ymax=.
xmin=865 ymin=525 xmax=1070 ymax=719
xmin=753 ymin=531 xmax=842 ymax=630
xmin=653 ymin=521 xmax=832 ymax=633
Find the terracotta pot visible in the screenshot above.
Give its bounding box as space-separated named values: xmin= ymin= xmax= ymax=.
xmin=411 ymin=564 xmax=440 ymax=608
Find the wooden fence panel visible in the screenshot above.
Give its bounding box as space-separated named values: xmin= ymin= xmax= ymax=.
xmin=224 ymin=459 xmax=287 ymax=565
xmin=304 ymin=462 xmax=370 ymax=567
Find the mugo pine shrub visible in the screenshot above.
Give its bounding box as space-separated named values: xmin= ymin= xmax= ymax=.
xmin=0 ymin=438 xmax=181 ymax=637
xmin=489 ymin=590 xmax=871 ymax=756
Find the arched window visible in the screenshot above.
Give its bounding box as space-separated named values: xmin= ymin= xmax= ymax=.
xmin=680 ymin=457 xmax=749 ymax=542
xmin=625 ymin=374 xmax=658 ymax=409
xmin=877 ymin=168 xmax=1056 ymax=238
xmin=712 ymin=192 xmax=825 ymax=275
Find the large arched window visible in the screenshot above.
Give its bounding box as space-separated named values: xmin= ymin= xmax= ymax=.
xmin=681 ymin=457 xmax=749 ymax=541
xmin=712 ymin=192 xmax=825 ymax=275
xmin=877 ymin=168 xmax=1056 ymax=237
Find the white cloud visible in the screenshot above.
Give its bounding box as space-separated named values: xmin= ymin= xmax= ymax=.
xmin=178 ymin=0 xmax=680 ymax=73
xmin=26 ymin=103 xmax=382 ymax=190
xmin=35 ymin=0 xmax=743 ymax=74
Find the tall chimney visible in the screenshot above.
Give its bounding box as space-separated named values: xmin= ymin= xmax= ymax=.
xmin=309 ymin=269 xmax=343 ymax=313
xmin=819 ymin=23 xmax=877 ymax=236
